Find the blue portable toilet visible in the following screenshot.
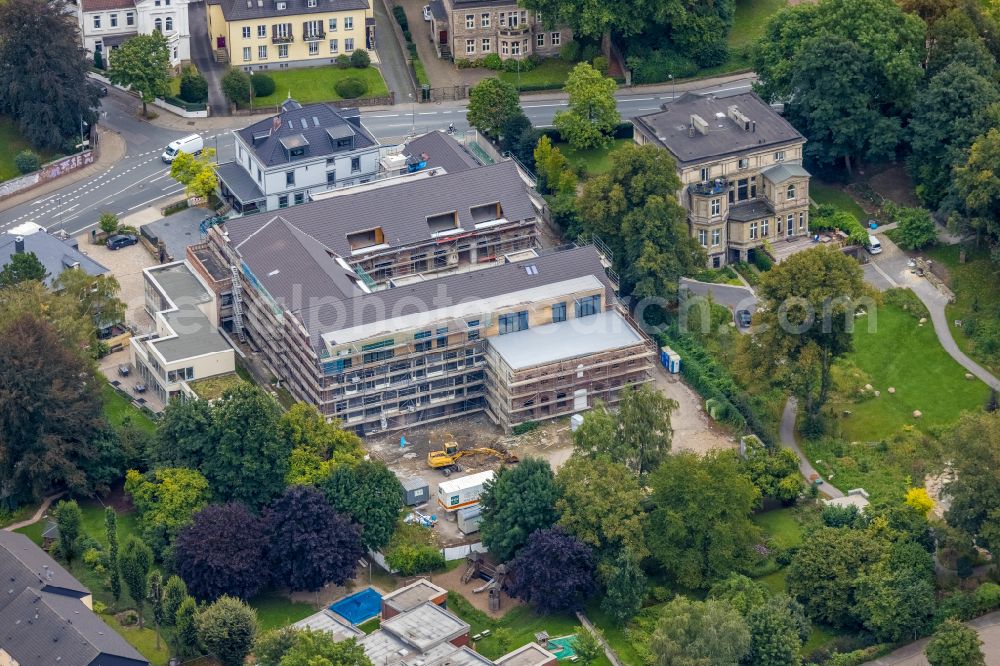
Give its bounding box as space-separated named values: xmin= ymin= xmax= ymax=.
xmin=660 ymin=346 xmax=681 ymax=374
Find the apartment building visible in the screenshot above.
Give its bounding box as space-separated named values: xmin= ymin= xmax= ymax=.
xmin=428 ymin=0 xmax=570 ymax=60
xmin=78 ymin=0 xmax=191 ymax=67
xmin=207 ymin=0 xmax=373 ymax=68
xmin=633 ymin=92 xmax=811 ymax=267
xmin=216 ymin=98 xmax=382 ymax=214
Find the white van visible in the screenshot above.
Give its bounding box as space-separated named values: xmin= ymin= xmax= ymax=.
xmin=867 ymin=235 xmax=882 ymax=255
xmin=161 ymin=134 xmax=204 ymax=163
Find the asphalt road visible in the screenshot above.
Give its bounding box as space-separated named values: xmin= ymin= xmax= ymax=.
xmin=0 ymin=76 xmax=754 ymax=238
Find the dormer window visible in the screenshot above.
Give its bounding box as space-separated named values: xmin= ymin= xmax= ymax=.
xmin=427 ymin=211 xmax=459 ymax=234
xmin=307 ymin=0 xmax=316 ymax=6
xmin=276 ymin=1 xmax=286 ymax=9
xmin=470 ymin=202 xmax=502 ymax=224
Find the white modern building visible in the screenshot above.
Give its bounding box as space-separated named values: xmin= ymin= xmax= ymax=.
xmin=78 ymin=0 xmax=192 ymax=68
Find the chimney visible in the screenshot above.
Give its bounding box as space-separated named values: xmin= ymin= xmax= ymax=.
xmin=14 ymin=236 xmax=24 ymax=254
xmin=752 ymin=121 xmax=756 ymax=133
xmin=272 ymin=115 xmax=282 ymax=132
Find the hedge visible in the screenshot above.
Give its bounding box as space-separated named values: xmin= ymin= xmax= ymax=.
xmin=162 ymin=96 xmax=207 ymax=112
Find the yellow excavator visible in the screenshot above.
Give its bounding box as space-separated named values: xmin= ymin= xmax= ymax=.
xmin=427 ymin=433 xmax=519 ymax=476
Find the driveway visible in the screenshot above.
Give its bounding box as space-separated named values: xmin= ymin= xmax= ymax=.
xmin=144 ymin=207 xmax=208 ymax=259
xmin=396 ymin=0 xmax=487 ymax=88
xmin=865 ymin=611 xmax=1000 ymax=665
xmin=373 ymin=0 xmax=415 ymax=99
xmin=679 ymin=277 xmax=757 ymax=335
xmin=188 ymin=0 xmax=229 ymax=116
xmin=781 ymin=398 xmax=844 ymax=499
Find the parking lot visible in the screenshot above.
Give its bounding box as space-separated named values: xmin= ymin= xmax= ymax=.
xmin=74 ymin=232 xmax=157 ymax=331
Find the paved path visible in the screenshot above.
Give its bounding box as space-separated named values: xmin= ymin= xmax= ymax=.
xmin=864 ymin=611 xmax=1000 ymax=665
xmin=374 ymin=0 xmax=415 ymax=100
xmin=3 ymin=492 xmax=64 ymax=532
xmin=577 ymin=611 xmax=624 ymax=666
xmin=188 ymin=0 xmax=229 ymax=116
xmin=781 ymin=397 xmax=844 ymax=499
xmin=679 ymin=277 xmax=757 ymax=335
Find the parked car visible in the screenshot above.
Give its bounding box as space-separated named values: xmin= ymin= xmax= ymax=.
xmin=736 ymin=309 xmax=752 ymax=328
xmin=106 ymin=234 xmax=138 ymax=250
xmin=423 ymin=4 xmax=432 ymax=20
xmin=866 ymin=234 xmax=882 ymax=255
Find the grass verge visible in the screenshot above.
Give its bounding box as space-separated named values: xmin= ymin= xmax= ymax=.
xmin=810 ymin=181 xmax=869 ymax=223
xmin=556 ymin=138 xmax=631 ymax=177
xmin=0 ymin=115 xmax=56 ymax=182
xmin=252 ymin=66 xmax=389 ymax=106
xmin=499 ymin=58 xmax=575 ymax=90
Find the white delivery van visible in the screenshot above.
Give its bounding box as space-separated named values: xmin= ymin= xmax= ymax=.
xmin=162 ymin=134 xmax=204 ymax=163
xmin=867 ymin=235 xmax=882 ymax=255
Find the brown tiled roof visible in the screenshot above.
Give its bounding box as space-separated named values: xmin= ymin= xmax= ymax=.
xmin=80 ymin=0 xmax=135 ymax=12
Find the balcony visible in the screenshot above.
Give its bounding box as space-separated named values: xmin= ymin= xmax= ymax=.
xmin=272 ymin=34 xmax=294 ymax=44
xmin=498 ymin=24 xmax=531 ymax=37
xmin=303 ymin=30 xmax=325 ymax=41
xmin=689 ymin=178 xmax=728 ymax=196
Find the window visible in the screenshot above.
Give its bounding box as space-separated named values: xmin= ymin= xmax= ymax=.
xmin=279 ymin=43 xmax=288 ymax=57
xmin=167 ymin=367 xmax=195 ymax=382
xmin=344 ymin=16 xmax=353 ymax=29
xmin=499 ymin=11 xmax=505 ymax=26
xmin=309 ymin=41 xmax=319 ymax=55
xmin=276 ymin=1 xmax=285 ymax=8
xmin=278 ymin=195 xmax=289 ymax=208
xmin=762 ymin=219 xmax=769 ymax=237
xmin=481 ymin=12 xmax=490 ymax=27
xmin=307 ymin=0 xmax=316 ymax=6
xmin=552 ymin=302 xmax=567 ymax=323
xmin=482 ymin=38 xmax=491 ymax=52
xmin=93 ymin=15 xmax=101 ymax=28
xmin=326 ymin=170 xmax=336 ymax=185
xmin=466 ymin=39 xmax=475 ymax=54
xmin=351 ymin=157 xmax=360 ymax=172
xmin=738 ymin=157 xmax=749 ymax=169
xmin=750 ymin=222 xmax=758 ymax=239
xmin=712 ymin=229 xmax=720 ymax=246
xmin=126 ymin=11 xmax=134 ymax=25
xmin=777 ymin=218 xmax=783 ymax=234
xmin=787 ymin=215 xmax=794 ymax=236
xmin=258 ymin=24 xmax=266 ymax=37
xmin=328 ymin=17 xmax=337 ymax=30
xmin=258 ymin=45 xmax=268 ymax=59
xmin=699 ymin=167 xmax=709 ymax=181
xmin=345 ymin=37 xmax=354 ymax=51
xmin=294 ymin=192 xmax=305 ymax=205
xmin=329 ymin=38 xmax=338 ymax=52
xmin=363 ymin=349 xmax=394 ymax=363
xmin=110 ymin=13 xmax=117 ymax=27
xmin=799 ymin=211 xmax=805 ymax=229
xmin=242 ymin=26 xmax=251 ymax=38
xmin=551 ymin=32 xmax=560 ymax=46
xmin=509 ymin=10 xmax=519 ymax=26
xmin=511 ymin=40 xmax=520 ymax=56
xmin=710 ymin=198 xmax=720 ymax=216
xmin=775 ymin=150 xmax=785 ymax=162
xmin=786 ymin=183 xmax=796 ymax=200
xmin=465 ymin=13 xmax=474 ymax=28
xmin=154 ymin=18 xmax=162 ymax=31
xmin=243 ymin=46 xmax=252 ymax=61
xmin=501 ymin=41 xmax=509 ymax=55
xmin=285 ymin=171 xmax=295 ymax=186
xmin=498 ymin=311 xmax=529 ymax=335
xmin=165 ymin=16 xmax=173 ymax=31
xmin=575 ymin=295 xmax=601 ymax=318
xmin=698 ymin=229 xmax=707 ymax=246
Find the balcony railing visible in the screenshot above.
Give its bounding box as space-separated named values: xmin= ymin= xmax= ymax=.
xmin=689 ymin=178 xmax=728 ymax=196
xmin=498 ymin=25 xmax=531 ymax=37
xmin=271 ymin=34 xmax=294 ymax=44
xmin=303 ymin=30 xmax=325 ymax=40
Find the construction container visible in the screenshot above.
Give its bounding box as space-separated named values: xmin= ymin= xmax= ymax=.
xmin=660 ymin=345 xmax=681 ymax=374
xmin=400 ymin=476 xmax=429 ymax=506
xmin=456 ymin=505 xmax=482 ymax=535
xmin=436 ymin=470 xmax=494 ymax=513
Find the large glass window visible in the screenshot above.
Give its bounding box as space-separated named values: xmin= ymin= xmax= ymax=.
xmin=498 ymin=311 xmax=529 ymax=335
xmin=551 ymin=302 xmax=566 ymax=323
xmin=575 ymin=295 xmax=601 ymax=318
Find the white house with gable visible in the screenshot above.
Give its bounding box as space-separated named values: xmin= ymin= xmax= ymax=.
xmin=78 ymin=0 xmax=191 ymax=68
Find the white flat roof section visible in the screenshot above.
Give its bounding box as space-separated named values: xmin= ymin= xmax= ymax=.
xmin=487 ymin=310 xmax=644 ymax=370
xmin=291 ymin=610 xmax=365 ymax=642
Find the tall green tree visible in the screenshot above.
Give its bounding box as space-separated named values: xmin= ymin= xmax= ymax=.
xmin=148 ymin=570 xmax=164 ymax=649
xmin=0 ymin=0 xmax=98 ymax=150
xmin=0 ymin=253 xmax=47 ymax=287
xmin=942 ymin=412 xmax=1000 ymax=541
xmin=221 ymin=68 xmax=251 ymax=107
xmin=553 ymin=62 xmax=620 ymax=150
xmin=197 ymin=596 xmax=258 ymax=666
xmin=926 ymin=618 xmax=986 ymax=666
xmin=321 ymin=460 xmax=403 ymax=550
xmin=279 ymin=632 xmax=372 ymax=666
xmin=893 ymin=207 xmax=939 ymax=250
xmin=124 ymin=467 xmax=211 ymax=555
xmin=466 ymin=77 xmax=521 ymax=137
xmin=573 ymin=626 xmax=604 ymax=665
xmin=745 ymin=596 xmax=808 ymax=666
xmin=601 ymin=547 xmax=647 ymax=625
xmin=857 ymin=560 xmax=936 ymax=642
xmin=707 ymin=574 xmax=769 ymax=616
xmin=647 ymin=451 xmax=761 ymax=589
xmin=53 ymin=269 xmax=127 ymax=332
xmin=119 ymin=536 xmax=153 ymax=627
xmin=741 ymin=437 xmax=803 ymax=505
xmin=152 ymin=398 xmax=214 ymax=469
xmin=174 ymin=596 xmax=201 ymax=657
xmin=55 ymin=499 xmax=82 ymax=567
xmin=953 ymin=128 xmax=1000 ymax=250
xmin=105 ymin=508 xmax=122 ymax=604
xmin=650 ymin=597 xmax=751 ymax=666
xmin=279 ymin=403 xmax=364 ymax=486
xmin=163 ymin=575 xmax=188 ymax=626
xmin=107 ymin=33 xmax=171 ymax=117
xmin=480 ymin=458 xmax=560 ymax=562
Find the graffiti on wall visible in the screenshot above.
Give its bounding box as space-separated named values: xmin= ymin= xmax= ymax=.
xmin=0 ymin=150 xmax=95 ymax=200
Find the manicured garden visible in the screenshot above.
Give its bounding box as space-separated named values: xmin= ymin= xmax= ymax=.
xmin=251 ymin=66 xmax=389 ymax=107
xmin=499 ymin=58 xmax=576 ymax=90
xmin=102 ymin=383 xmax=157 ymax=434
xmin=556 ymin=138 xmax=632 ymax=177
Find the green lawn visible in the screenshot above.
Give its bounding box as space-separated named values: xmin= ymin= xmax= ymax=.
xmin=557 ymin=138 xmax=631 ymax=177
xmin=102 ymin=383 xmax=157 ymax=434
xmin=0 ymin=115 xmax=55 ymax=182
xmin=728 ymin=0 xmax=787 ymax=52
xmin=810 ymin=181 xmax=868 ymax=223
xmin=586 ymin=603 xmax=648 ymax=666
xmin=499 ymin=58 xmax=576 ymax=90
xmin=752 ymin=507 xmax=804 ymax=550
xmin=250 ymin=591 xmax=315 ymax=631
xmin=101 ymin=614 xmax=171 ymax=666
xmin=357 ymin=617 xmax=381 ymax=634
xmin=252 ymin=66 xmax=389 ymax=107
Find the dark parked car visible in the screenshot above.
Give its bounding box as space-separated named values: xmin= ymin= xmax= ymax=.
xmin=106 ymin=234 xmax=138 ymax=250
xmin=737 ymin=309 xmax=752 ymax=328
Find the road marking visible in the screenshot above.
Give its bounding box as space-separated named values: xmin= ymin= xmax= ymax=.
xmin=418 ymin=112 xmax=438 ymax=115
xmin=621 ymin=97 xmax=655 ymax=101
xmin=371 ymin=114 xmax=400 ymax=118
xmin=523 ymin=103 xmax=567 ymax=108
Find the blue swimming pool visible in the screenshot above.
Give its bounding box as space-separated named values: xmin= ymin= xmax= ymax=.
xmin=329 ymin=587 xmax=382 ymax=625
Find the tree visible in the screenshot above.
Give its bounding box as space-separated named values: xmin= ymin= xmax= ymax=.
xmin=905 ymin=487 xmax=935 ymax=518
xmin=942 ymin=412 xmax=1000 ymax=540
xmin=255 ymin=627 xmax=299 ymax=665
xmin=707 ymin=574 xmax=769 ymax=616
xmin=179 ymin=68 xmax=209 ymax=103
xmin=148 ymin=570 xmax=164 ymax=649
xmin=786 ymin=527 xmax=887 ymax=628
xmin=264 ymin=485 xmax=364 ymax=591
xmin=926 ymin=618 xmax=985 ymax=666
xmin=857 ymin=560 xmax=936 ymax=642
xmin=953 ymin=128 xmax=1000 ymax=250
xmin=741 ymin=437 xmax=803 ymax=504
xmin=576 ymin=144 xmax=705 ymax=300
xmin=279 ymin=403 xmax=364 ymax=486
xmin=125 ymin=467 xmax=211 ymax=555
xmin=507 ymin=528 xmax=598 ymax=614
xmin=479 ymin=458 xmax=560 ymax=562
xmin=107 ymin=32 xmax=171 ymax=117
xmin=221 ymin=69 xmax=252 ymax=107
xmin=533 ymin=134 xmax=577 ymax=197
xmin=119 ymin=536 xmax=153 ymax=627
xmin=647 ymin=451 xmax=761 ymax=589
xmin=55 ymin=499 xmax=82 ymax=567
xmin=0 ymin=0 xmax=98 ymax=150
xmin=499 ymin=111 xmax=533 ymax=157
xmin=893 ymin=208 xmax=939 ymax=250
xmin=53 ymin=269 xmax=127 ymax=333
xmin=163 ymin=575 xmax=188 ymax=626
xmin=0 ymin=312 xmax=119 ymax=507
xmin=152 ymin=398 xmax=214 ymax=469
xmin=745 ymin=595 xmax=808 ymax=666
xmin=207 ymin=384 xmax=290 ymax=509
xmin=99 ymin=212 xmax=120 ymax=236
xmin=175 ymin=502 xmax=269 ymax=601
xmin=106 ymin=508 xmax=122 ymax=604
xmin=601 ymin=547 xmax=647 ymax=625
xmin=280 ymin=632 xmax=371 ymax=666
xmin=553 ymin=62 xmax=619 ymax=150
xmin=197 ymin=595 xmax=258 ymax=666
xmin=747 ymin=245 xmax=867 ymax=425
xmin=321 ymin=460 xmax=403 ymax=551
xmin=466 ymin=77 xmax=521 ymax=137
xmin=169 ymin=149 xmax=219 ymax=201
xmin=174 ymin=596 xmax=201 ymax=658
xmin=649 ymin=597 xmax=751 ymax=666
xmin=350 ymin=48 xmax=371 ymax=68
xmin=0 ymin=252 xmax=47 ymax=287
xmin=573 ymin=626 xmax=604 ymax=665
xmin=14 ymin=150 xmax=40 ymax=174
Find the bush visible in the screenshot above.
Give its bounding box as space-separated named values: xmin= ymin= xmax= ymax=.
xmin=512 ymin=420 xmax=540 ymax=435
xmin=335 ymin=54 xmax=351 ymax=69
xmin=221 ymin=68 xmax=251 ymax=106
xmin=385 ymin=544 xmax=445 ymax=576
xmin=692 ymin=38 xmax=730 ymax=68
xmin=975 ymin=582 xmax=1000 ymax=613
xmin=350 ymin=49 xmax=371 ymax=68
xmin=94 ymin=50 xmax=104 ymax=70
xmin=483 ymin=53 xmax=503 ymax=70
xmin=14 ymin=150 xmax=39 ymax=174
xmin=502 ymin=57 xmax=536 ymax=73
xmin=251 ymin=72 xmax=275 ymax=98
xmin=392 ymin=5 xmax=408 ymax=31
xmin=882 ymin=288 xmax=930 ymax=319
xmin=592 ymin=55 xmax=609 ymax=75
xmin=179 ymin=70 xmax=209 ymax=103
xmin=751 ymin=249 xmax=773 ymax=271
xmin=334 ymin=77 xmax=367 ymax=99
xmin=560 ymin=41 xmax=581 ymax=62
xmin=626 ymin=50 xmax=698 ymax=84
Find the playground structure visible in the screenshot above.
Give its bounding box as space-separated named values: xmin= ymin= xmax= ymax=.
xmin=461 ymin=551 xmax=508 ymax=612
xmin=426 ymin=432 xmax=519 ymax=476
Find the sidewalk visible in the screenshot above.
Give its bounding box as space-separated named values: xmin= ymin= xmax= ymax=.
xmin=0 ymin=128 xmax=126 ymax=216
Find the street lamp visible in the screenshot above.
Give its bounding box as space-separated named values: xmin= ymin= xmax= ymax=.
xmin=408 ymin=92 xmax=415 ymax=136
xmin=248 ymin=70 xmax=254 ymax=114
xmin=669 ymin=74 xmax=675 ymax=100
